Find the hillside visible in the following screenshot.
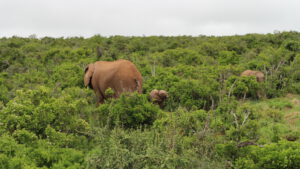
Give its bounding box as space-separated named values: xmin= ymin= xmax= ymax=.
xmin=0 ymin=32 xmax=300 ymax=168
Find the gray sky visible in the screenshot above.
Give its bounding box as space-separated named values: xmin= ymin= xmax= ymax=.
xmin=0 ymin=0 xmax=299 ymax=37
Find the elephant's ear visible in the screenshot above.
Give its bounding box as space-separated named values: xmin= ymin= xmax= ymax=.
xmin=84 ymin=64 xmax=95 ymax=87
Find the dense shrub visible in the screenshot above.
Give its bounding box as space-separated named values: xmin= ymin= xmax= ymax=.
xmin=235 ymin=141 xmax=300 ymax=169
xmin=225 ymin=75 xmax=260 ymax=99
xmin=96 ymin=92 xmax=160 ymax=129
xmin=0 ymin=86 xmax=92 ymax=148
xmin=1 ymin=32 xmax=300 ymax=168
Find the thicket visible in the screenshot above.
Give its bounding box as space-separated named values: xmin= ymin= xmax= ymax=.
xmin=0 ymin=31 xmax=300 ymax=168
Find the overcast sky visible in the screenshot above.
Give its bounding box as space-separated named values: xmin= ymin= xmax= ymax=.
xmin=0 ymin=0 xmax=299 ymax=37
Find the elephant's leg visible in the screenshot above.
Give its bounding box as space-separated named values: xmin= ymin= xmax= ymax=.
xmin=98 ymin=93 xmax=104 ymax=105
xmin=95 ymin=89 xmax=104 ymax=105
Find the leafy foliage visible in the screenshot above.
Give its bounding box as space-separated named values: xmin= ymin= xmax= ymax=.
xmin=97 ymin=92 xmax=160 ymax=129
xmin=1 ymin=32 xmax=300 ymax=168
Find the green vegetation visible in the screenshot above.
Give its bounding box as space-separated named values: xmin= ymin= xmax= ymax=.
xmin=0 ymin=31 xmax=300 ymax=168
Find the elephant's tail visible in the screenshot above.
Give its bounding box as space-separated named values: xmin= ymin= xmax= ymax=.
xmin=134 ymin=78 xmax=142 ymax=93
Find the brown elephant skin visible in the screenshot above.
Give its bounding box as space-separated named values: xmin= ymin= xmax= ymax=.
xmin=240 ymin=70 xmax=265 ymax=82
xmin=84 ymin=59 xmax=143 ymax=104
xmin=150 ymin=89 xmax=168 ymax=108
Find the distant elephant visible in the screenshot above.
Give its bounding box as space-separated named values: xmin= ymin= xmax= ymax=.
xmin=241 ymin=70 xmax=265 ymax=82
xmin=84 ymin=59 xmax=143 ymax=104
xmin=240 ymin=70 xmax=265 ymax=99
xmin=149 ymin=89 xmax=168 ymax=108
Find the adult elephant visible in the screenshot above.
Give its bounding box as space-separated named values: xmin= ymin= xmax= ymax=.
xmin=240 ymin=69 xmax=265 ymax=98
xmin=241 ymin=70 xmax=265 ymax=82
xmin=84 ymin=59 xmax=143 ymax=104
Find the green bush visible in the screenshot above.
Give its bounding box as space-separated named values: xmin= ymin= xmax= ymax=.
xmin=154 ymin=108 xmax=207 ymax=136
xmin=96 ymin=92 xmax=161 ymax=129
xmin=235 ymin=141 xmax=300 ymax=169
xmin=1 ymin=32 xmax=300 ymax=168
xmin=226 ymin=75 xmax=260 ymax=99
xmin=218 ymin=50 xmax=240 ymax=65
xmin=0 ymin=154 xmax=9 ymax=169
xmin=0 ymin=86 xmax=92 ymax=149
xmin=12 ymin=129 xmax=38 ymax=145
xmin=157 ymin=48 xmax=203 ymax=67
xmin=51 ymin=63 xmax=84 ymax=89
xmin=86 ymin=127 xmax=225 ymax=169
xmin=0 ymin=79 xmax=9 ymax=103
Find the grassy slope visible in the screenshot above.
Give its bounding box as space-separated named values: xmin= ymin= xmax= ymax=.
xmin=248 ymin=94 xmax=300 ymax=142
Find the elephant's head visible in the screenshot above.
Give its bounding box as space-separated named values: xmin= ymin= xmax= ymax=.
xmin=150 ymin=89 xmax=168 ymax=108
xmin=84 ymin=64 xmax=95 ymax=89
xmin=255 ymin=71 xmax=265 ymax=82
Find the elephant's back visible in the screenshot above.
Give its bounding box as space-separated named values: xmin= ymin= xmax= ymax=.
xmin=118 ymin=60 xmax=141 ymax=74
xmin=240 ymin=70 xmax=253 ymax=76
xmin=94 ymin=59 xmax=143 ymax=93
xmin=94 ymin=60 xmax=138 ymax=71
xmin=115 ymin=60 xmax=143 ymax=93
xmin=115 ymin=60 xmax=143 ymax=86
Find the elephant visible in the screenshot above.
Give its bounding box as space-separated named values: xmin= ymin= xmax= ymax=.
xmin=149 ymin=89 xmax=168 ymax=108
xmin=240 ymin=70 xmax=265 ymax=82
xmin=84 ymin=59 xmax=143 ymax=104
xmin=240 ymin=70 xmax=265 ymax=99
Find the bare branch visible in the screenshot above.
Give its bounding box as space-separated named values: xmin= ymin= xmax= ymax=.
xmin=241 ymin=109 xmax=251 ymax=126
xmin=230 ymin=110 xmax=239 ymax=128
xmin=228 ymin=79 xmax=237 ymax=98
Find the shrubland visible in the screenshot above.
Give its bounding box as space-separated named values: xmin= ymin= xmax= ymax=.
xmin=0 ymin=32 xmax=300 ymax=168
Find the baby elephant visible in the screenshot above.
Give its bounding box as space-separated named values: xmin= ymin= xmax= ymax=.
xmin=149 ymin=89 xmax=168 ymax=108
